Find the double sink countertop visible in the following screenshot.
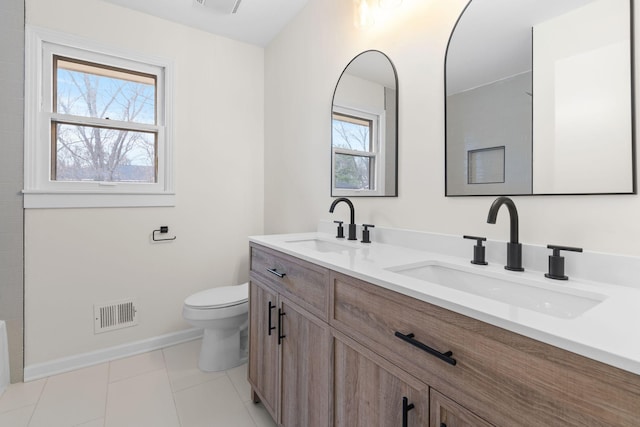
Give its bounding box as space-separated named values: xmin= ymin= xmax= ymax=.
xmin=250 ymin=225 xmax=640 ymax=376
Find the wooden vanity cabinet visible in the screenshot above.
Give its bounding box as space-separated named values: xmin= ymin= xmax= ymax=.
xmin=249 ymin=243 xmax=640 ymax=426
xmin=430 ymin=390 xmax=494 ymax=427
xmin=248 ymin=244 xmax=331 ymax=427
xmin=330 ymin=271 xmax=640 ymax=426
xmin=333 ymin=331 xmax=429 ymax=426
xmin=248 ymin=279 xmax=279 ymax=419
xmin=279 ymin=300 xmax=331 ymax=427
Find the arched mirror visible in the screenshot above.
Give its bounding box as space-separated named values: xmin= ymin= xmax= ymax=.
xmin=445 ymin=0 xmax=635 ymax=196
xmin=332 ymin=50 xmax=398 ymax=197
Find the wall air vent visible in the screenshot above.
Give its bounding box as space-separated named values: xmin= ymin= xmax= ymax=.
xmin=94 ymin=298 xmax=138 ymax=334
xmin=193 ymin=0 xmax=243 ymax=14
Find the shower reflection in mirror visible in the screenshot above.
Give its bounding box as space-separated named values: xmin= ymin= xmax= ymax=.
xmin=445 ymin=0 xmax=634 ymax=196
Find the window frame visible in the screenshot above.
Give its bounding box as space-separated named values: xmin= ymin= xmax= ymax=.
xmin=24 ymin=26 xmax=175 ymax=208
xmin=331 ymin=105 xmax=386 ymax=196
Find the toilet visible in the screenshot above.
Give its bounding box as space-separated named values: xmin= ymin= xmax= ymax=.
xmin=182 ymin=282 xmax=249 ymax=372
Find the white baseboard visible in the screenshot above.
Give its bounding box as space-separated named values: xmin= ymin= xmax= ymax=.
xmin=24 ymin=328 xmax=203 ymax=382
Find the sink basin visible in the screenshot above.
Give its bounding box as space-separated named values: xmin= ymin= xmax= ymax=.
xmin=285 ymin=238 xmax=358 ymax=254
xmin=386 ymin=261 xmax=606 ymax=319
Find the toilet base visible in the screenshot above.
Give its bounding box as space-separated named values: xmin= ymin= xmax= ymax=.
xmin=198 ymin=324 xmax=248 ymax=372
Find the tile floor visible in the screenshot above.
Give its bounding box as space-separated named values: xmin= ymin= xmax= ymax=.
xmin=0 ymin=339 xmax=277 ymax=427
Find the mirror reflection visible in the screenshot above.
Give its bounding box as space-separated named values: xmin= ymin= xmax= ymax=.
xmin=332 ymin=50 xmax=398 ymax=197
xmin=446 ymin=0 xmax=635 ymax=196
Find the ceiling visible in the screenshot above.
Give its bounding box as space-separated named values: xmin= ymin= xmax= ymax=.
xmin=101 ymin=0 xmax=310 ymax=47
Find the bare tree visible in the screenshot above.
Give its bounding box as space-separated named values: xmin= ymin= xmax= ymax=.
xmin=55 ymin=68 xmax=156 ymax=182
xmin=332 ymin=119 xmax=371 ymax=189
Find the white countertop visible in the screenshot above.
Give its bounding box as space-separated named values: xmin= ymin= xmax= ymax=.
xmin=250 ymin=227 xmax=640 ymax=376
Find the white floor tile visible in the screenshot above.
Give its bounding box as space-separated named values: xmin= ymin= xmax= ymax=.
xmin=173 ymin=375 xmax=256 ymax=427
xmin=109 ymin=350 xmax=165 ymax=383
xmin=244 ymin=401 xmax=277 ymax=427
xmin=74 ymin=417 xmax=104 ymax=427
xmin=163 ymin=339 xmax=225 ymax=392
xmin=28 ymin=363 xmax=109 ymax=427
xmin=0 ymin=378 xmax=45 ymax=414
xmin=226 ymin=363 xmax=252 ymax=402
xmin=0 ymin=404 xmax=34 ymax=427
xmin=105 ymin=368 xmax=179 ymax=427
xmin=11 ymin=342 xmax=265 ymax=427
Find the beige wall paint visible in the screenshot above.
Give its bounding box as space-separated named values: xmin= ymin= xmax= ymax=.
xmin=23 ymin=0 xmax=640 ymax=369
xmin=264 ymin=0 xmax=640 ymax=256
xmin=24 ymin=0 xmax=264 ymax=365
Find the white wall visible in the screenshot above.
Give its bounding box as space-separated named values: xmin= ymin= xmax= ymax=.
xmin=24 ymin=0 xmax=264 ymax=365
xmin=264 ymin=0 xmax=640 ymax=256
xmin=23 ymin=0 xmax=640 ymax=369
xmin=334 ymin=73 xmax=385 ymax=112
xmin=533 ymin=0 xmax=632 ymax=194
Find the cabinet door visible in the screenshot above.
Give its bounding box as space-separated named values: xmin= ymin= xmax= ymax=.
xmin=248 ymin=280 xmax=279 ymax=421
xmin=333 ymin=331 xmax=429 ymax=427
xmin=279 ymin=300 xmax=331 ymax=427
xmin=431 ymin=390 xmax=494 ymax=427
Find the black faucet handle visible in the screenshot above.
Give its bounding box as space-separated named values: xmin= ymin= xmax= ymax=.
xmin=333 ymin=220 xmax=345 ymax=239
xmin=463 ymin=235 xmax=486 ymax=243
xmin=545 ymin=244 xmax=583 ymax=280
xmin=547 ymin=244 xmax=583 ymax=255
xmin=463 ymin=235 xmax=488 ymax=265
xmin=361 ymin=224 xmax=375 ymax=244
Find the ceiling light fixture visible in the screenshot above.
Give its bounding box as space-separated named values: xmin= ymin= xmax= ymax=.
xmin=379 ymin=0 xmax=402 ymax=9
xmin=353 ymin=0 xmax=375 ymax=29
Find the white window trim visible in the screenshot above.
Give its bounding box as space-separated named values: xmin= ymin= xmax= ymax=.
xmin=332 ymin=105 xmax=386 ymax=196
xmin=24 ymin=25 xmax=175 ymax=208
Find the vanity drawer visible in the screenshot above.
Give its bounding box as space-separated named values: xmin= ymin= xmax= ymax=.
xmin=250 ymin=244 xmax=329 ymax=321
xmin=330 ymin=271 xmax=640 ymax=427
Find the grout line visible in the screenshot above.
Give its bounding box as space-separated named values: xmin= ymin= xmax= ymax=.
xmin=72 ymin=416 xmax=104 ymax=427
xmin=160 ymin=344 xmax=183 ymax=426
xmin=0 ymin=380 xmax=46 ymax=415
xmin=24 ymin=341 xmax=267 ymax=427
xmin=242 ymin=400 xmax=261 ymax=427
xmin=25 ymin=377 xmax=47 ymax=426
xmin=164 ymin=368 xmax=183 ymax=427
xmin=106 ymin=366 xmax=167 ymax=385
xmin=102 ymin=361 xmax=111 ymax=426
xmin=225 ymin=365 xmax=251 ymax=403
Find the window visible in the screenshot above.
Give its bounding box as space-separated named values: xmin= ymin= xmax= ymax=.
xmin=24 ymin=26 xmax=174 ymax=208
xmin=331 ymin=106 xmax=384 ymax=195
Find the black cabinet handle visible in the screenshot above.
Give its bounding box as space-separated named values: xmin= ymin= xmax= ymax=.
xmin=402 ymin=396 xmax=415 ymax=427
xmin=267 ymin=301 xmax=276 ymax=336
xmin=278 ymin=308 xmax=286 ymax=344
xmin=395 ymin=331 xmax=457 ymax=366
xmin=266 ymin=268 xmax=286 ymax=278
xmin=441 ymin=423 xmax=447 ymax=427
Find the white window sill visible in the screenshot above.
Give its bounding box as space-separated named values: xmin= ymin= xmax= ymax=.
xmin=23 ymin=191 xmax=176 ymax=209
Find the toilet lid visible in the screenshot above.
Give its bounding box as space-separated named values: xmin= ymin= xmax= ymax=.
xmin=184 ymin=283 xmax=248 ymax=309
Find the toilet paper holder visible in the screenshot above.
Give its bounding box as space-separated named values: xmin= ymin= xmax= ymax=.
xmin=152 ymin=226 xmax=176 ymax=242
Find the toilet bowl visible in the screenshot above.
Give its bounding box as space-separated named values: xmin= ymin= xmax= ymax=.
xmin=182 ymin=282 xmax=249 ymax=372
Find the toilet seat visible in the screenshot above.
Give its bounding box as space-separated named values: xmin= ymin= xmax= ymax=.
xmin=184 ymin=282 xmax=248 ymax=310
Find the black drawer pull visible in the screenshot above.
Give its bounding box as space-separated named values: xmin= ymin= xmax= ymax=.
xmin=266 ymin=268 xmax=286 ymax=278
xmin=278 ymin=308 xmax=286 ymax=345
xmin=267 ymin=301 xmax=276 ymax=336
xmin=395 ymin=331 xmax=457 ymax=366
xmin=402 ymin=396 xmax=415 ymax=427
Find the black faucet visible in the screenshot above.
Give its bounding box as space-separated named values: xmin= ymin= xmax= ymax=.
xmin=329 ymin=198 xmax=357 ymax=240
xmin=486 ymin=196 xmax=524 ymax=271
